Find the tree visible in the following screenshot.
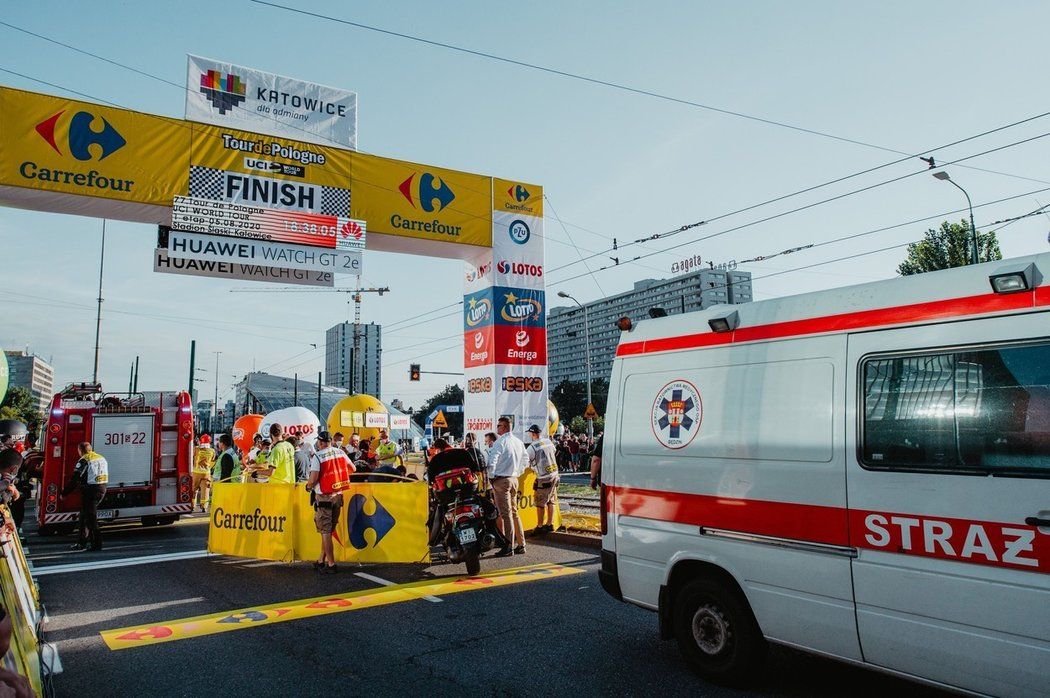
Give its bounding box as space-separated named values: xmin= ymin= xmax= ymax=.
xmin=0 ymin=386 xmax=42 ymax=432
xmin=898 ymin=219 xmax=1002 ymax=276
xmin=568 ymin=415 xmax=604 ymax=435
xmin=550 ymin=377 xmax=609 ymax=423
xmin=412 ymin=384 xmax=464 ymax=436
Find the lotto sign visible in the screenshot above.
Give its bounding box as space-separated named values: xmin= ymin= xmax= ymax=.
xmin=171 ymin=196 xmax=365 ymax=250
xmin=651 ymin=380 xmax=702 ymax=449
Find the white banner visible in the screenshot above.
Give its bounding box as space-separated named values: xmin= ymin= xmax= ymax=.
xmin=167 ymin=230 xmax=362 ymax=275
xmin=365 ymin=412 xmax=389 ymax=429
xmin=172 ymin=196 xmax=365 ymax=251
xmin=389 ymin=415 xmax=411 ymax=430
xmin=153 ymin=248 xmax=333 ymax=287
xmin=186 ymin=55 xmax=357 ymax=150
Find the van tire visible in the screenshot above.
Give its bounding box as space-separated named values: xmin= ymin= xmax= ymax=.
xmin=673 ymin=577 xmax=766 ymax=684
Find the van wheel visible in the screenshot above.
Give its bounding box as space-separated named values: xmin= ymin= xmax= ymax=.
xmin=673 ymin=577 xmax=766 ymax=684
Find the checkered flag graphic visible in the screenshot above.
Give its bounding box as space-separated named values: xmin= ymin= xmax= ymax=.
xmin=322 ymin=187 xmax=351 ymax=217
xmin=189 ymin=166 xmax=225 ymax=200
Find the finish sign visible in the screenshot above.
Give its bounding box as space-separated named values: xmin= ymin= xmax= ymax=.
xmin=172 ymin=196 xmax=365 ymax=251
xmin=167 ymin=230 xmax=362 ymax=275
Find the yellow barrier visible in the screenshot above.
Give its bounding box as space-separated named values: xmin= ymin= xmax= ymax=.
xmin=0 ymin=506 xmax=44 ymax=697
xmin=515 ymin=470 xmax=563 ymax=531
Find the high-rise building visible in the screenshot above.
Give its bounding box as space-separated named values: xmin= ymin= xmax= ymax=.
xmin=548 ymin=269 xmax=753 ymax=386
xmin=325 ymin=322 xmax=382 ymax=397
xmin=4 ymin=350 xmax=54 ymax=414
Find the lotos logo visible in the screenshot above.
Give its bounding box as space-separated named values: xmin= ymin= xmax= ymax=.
xmin=507 ymin=219 xmax=531 ymax=245
xmin=515 ymin=330 xmax=530 ymax=348
xmin=35 ymin=110 xmax=126 ymax=161
xmin=465 ymin=297 xmax=492 ymax=327
xmin=497 ymin=260 xmax=543 ymax=277
xmin=340 ymin=220 xmax=363 ymax=240
xmin=200 ymin=69 xmax=247 ymax=115
xmin=508 ymin=184 xmax=530 ymax=202
xmin=499 ymin=292 xmax=543 ymax=323
xmin=340 ymin=494 xmax=396 ymax=549
xmin=399 ymin=172 xmax=455 ymax=212
xmin=464 ymin=261 xmax=492 ymax=284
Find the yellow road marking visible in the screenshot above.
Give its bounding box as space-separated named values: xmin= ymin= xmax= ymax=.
xmin=100 ymin=563 xmax=584 ymax=650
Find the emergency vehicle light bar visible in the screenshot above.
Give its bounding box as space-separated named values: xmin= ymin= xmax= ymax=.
xmin=708 ymin=310 xmax=739 ymax=333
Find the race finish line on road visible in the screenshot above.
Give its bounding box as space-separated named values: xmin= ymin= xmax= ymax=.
xmin=101 ymin=563 xmax=584 ymax=650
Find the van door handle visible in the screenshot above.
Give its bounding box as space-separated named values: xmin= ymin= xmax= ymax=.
xmin=1025 ymin=517 xmax=1050 ymax=527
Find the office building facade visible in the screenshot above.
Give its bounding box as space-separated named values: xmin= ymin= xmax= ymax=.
xmin=4 ymin=350 xmax=55 ymax=414
xmin=548 ymin=268 xmax=753 ymax=386
xmin=325 ymin=322 xmax=382 ymax=397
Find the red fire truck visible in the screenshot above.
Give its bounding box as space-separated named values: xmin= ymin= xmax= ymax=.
xmin=38 ymin=383 xmax=195 ymax=535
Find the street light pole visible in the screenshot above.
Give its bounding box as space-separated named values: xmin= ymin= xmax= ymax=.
xmin=213 ymin=351 xmax=221 ymax=427
xmin=558 ymin=291 xmax=593 ymax=439
xmin=92 ymin=220 xmax=106 ymax=384
xmin=933 ymin=171 xmax=979 ymax=264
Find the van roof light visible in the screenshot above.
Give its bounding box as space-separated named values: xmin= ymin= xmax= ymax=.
xmin=648 ymin=307 xmax=668 ymax=319
xmin=616 ymin=317 xmax=633 ymax=332
xmin=988 ymin=262 xmax=1040 ymax=295
xmin=708 ymin=310 xmax=739 ymax=333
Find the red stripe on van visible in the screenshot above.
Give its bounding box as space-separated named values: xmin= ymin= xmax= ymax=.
xmin=607 ymin=485 xmax=849 ymax=547
xmin=616 ymin=289 xmax=1040 ymax=357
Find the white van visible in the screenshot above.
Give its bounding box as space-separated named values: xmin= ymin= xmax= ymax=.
xmin=599 ymin=254 xmax=1049 ymax=696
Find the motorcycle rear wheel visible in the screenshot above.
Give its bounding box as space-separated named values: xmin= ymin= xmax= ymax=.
xmin=464 ymin=547 xmax=481 ymax=575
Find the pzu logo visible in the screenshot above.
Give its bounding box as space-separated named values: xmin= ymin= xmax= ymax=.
xmin=508 ymin=219 xmax=530 ymax=245
xmin=35 ymin=110 xmax=126 ymax=161
xmin=399 ymin=172 xmax=455 ymax=212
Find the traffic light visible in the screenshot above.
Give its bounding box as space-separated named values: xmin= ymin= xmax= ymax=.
xmin=409 ymin=363 xmax=421 ymax=381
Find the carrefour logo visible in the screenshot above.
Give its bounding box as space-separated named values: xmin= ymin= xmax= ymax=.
xmin=35 ymin=110 xmax=126 ymax=161
xmin=339 ymin=495 xmax=395 ymax=549
xmin=508 ymin=219 xmax=531 ymax=245
xmin=465 ymin=297 xmax=492 ymax=327
xmin=499 ymin=292 xmax=543 ymax=323
xmin=509 ymin=184 xmax=530 ymax=202
xmin=399 ymin=172 xmax=455 ymax=212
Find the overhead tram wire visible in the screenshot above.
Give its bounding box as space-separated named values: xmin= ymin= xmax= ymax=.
xmin=547 ymin=130 xmax=1050 ymax=288
xmin=244 ymin=1 xmax=1050 ymax=188
xmin=545 ymin=194 xmax=607 ymax=297
xmin=545 ymin=108 xmax=1050 ymax=277
xmin=4 ymin=22 xmax=1048 ymax=281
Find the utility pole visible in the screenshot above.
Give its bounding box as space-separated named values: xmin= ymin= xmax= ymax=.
xmin=132 ymin=355 xmax=140 ymax=392
xmin=316 ymin=371 xmax=322 ymax=418
xmin=188 ymin=340 xmax=196 ymax=402
xmin=213 ymin=351 xmax=221 ymax=424
xmin=92 ymin=220 xmax=106 ymax=384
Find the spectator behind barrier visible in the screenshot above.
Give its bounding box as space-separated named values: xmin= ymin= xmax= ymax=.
xmin=0 ymin=603 xmax=31 ymax=698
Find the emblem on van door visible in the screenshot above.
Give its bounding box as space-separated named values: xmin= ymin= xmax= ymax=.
xmin=651 ymin=380 xmax=702 ymax=449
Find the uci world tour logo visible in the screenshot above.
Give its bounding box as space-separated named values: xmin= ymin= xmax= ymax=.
xmin=651 ymin=379 xmax=702 ymax=450
xmin=465 ymin=296 xmax=492 ymax=327
xmin=35 ymin=110 xmax=126 ymax=161
xmin=200 ymin=69 xmax=247 ymax=115
xmin=499 ymin=292 xmax=542 ymax=323
xmin=399 ymin=172 xmax=455 ymax=212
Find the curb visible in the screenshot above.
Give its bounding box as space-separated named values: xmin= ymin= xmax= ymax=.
xmin=544 ymin=531 xmax=601 ymax=549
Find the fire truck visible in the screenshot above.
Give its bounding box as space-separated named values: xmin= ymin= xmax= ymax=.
xmin=38 ymin=383 xmax=195 ymax=535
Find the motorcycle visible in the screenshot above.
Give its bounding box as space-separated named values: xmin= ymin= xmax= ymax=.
xmin=427 ymin=448 xmax=502 ymax=575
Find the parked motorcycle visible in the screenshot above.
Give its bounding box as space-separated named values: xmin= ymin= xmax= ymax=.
xmin=427 ymin=448 xmax=502 ymax=575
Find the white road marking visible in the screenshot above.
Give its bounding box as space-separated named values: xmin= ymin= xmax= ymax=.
xmin=33 ymin=550 xmax=214 ymax=576
xmin=242 ymin=560 xmax=284 ymax=568
xmin=355 ymin=572 xmax=442 ymax=603
xmin=48 ymin=597 xmax=207 ymax=631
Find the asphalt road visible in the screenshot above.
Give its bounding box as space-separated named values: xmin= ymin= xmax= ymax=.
xmin=27 ymin=514 xmax=945 ymax=697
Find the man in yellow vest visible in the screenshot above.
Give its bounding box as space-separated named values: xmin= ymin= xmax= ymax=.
xmin=61 ymin=441 xmax=109 ymax=552
xmin=192 ymin=435 xmax=215 ymax=512
xmin=375 ymin=429 xmax=403 ymax=468
xmin=254 ymin=424 xmax=296 ymax=484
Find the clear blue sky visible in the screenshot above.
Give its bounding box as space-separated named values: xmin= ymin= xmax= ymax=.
xmin=3 ymin=1 xmax=1049 ymax=409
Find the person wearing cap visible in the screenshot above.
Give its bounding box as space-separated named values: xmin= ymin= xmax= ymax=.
xmin=374 ymin=429 xmax=403 ymax=469
xmin=526 ymin=424 xmax=559 ymax=533
xmin=306 ymin=431 xmax=354 ymax=574
xmin=191 ymin=435 xmax=215 ymax=512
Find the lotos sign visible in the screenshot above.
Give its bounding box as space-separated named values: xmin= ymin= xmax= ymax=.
xmin=259 ymin=406 xmax=321 ymax=444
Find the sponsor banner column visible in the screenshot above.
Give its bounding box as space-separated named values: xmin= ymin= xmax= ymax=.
xmin=491 ymin=180 xmax=546 ymax=438
xmin=462 ymin=282 xmax=495 ymax=438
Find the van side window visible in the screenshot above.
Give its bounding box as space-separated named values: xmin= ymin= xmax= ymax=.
xmin=862 ymin=341 xmax=1050 ymax=475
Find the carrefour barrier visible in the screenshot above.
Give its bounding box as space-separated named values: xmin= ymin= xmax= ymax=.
xmin=0 ymin=506 xmax=44 ymax=696
xmin=209 ymin=470 xmax=561 ymax=564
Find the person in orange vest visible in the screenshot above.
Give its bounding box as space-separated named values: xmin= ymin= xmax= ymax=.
xmin=306 ymin=431 xmax=354 ymax=574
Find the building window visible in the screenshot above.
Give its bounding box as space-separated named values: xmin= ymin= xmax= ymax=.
xmin=861 ymin=341 xmax=1050 ymax=476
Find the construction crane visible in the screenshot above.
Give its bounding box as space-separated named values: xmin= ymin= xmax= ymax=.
xmin=230 ymin=280 xmax=390 ymax=394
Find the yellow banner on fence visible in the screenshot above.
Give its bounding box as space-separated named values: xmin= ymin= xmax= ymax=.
xmin=208 ymin=482 xmax=430 ymax=563
xmin=208 ymin=483 xmax=297 ymax=561
xmin=293 ymin=482 xmax=430 ymax=564
xmin=516 ymin=469 xmax=563 ymax=531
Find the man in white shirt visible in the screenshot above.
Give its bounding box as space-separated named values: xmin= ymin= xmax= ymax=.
xmin=487 ymin=416 xmax=528 ymax=557
xmin=526 ymin=424 xmax=559 ymax=534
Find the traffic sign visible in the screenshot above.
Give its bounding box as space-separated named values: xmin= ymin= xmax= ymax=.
xmin=432 ymin=411 xmax=448 ymax=429
xmin=584 ymin=403 xmax=599 ymax=420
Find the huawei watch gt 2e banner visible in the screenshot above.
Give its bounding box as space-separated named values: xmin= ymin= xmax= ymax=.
xmin=186 ymin=55 xmax=358 ymax=150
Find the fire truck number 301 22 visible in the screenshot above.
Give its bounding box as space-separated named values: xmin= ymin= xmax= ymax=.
xmin=103 ymin=432 xmax=147 ymax=446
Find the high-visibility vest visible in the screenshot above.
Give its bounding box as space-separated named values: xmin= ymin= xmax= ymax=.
xmin=193 ymin=446 xmax=214 ymax=475
xmin=83 ymin=451 xmax=108 ymax=485
xmin=314 ymin=446 xmax=353 ymax=494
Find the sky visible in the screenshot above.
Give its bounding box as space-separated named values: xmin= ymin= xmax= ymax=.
xmin=2 ymin=1 xmax=1050 ymax=411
